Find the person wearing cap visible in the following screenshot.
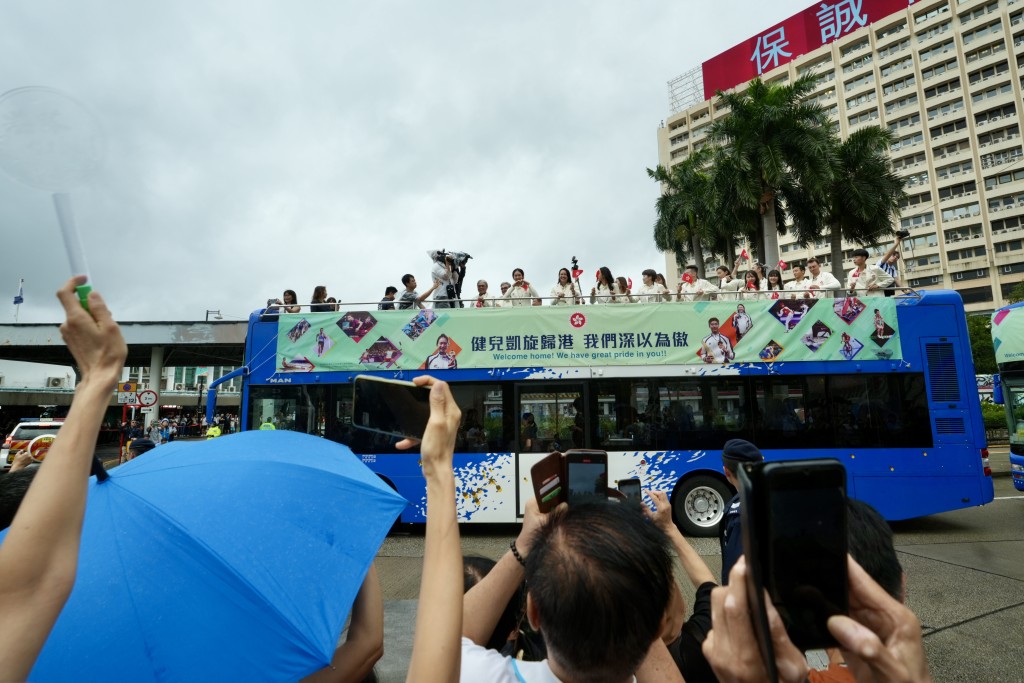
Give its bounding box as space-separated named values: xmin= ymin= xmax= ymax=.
xmin=127 ymin=438 xmax=156 ymax=459
xmin=846 ymin=248 xmax=895 ymax=297
xmin=718 ymin=439 xmax=765 ymax=585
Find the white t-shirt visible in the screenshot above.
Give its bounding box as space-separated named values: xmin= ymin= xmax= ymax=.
xmin=677 ymin=278 xmax=719 ymax=301
xmin=634 ymin=282 xmax=668 ymax=303
xmin=459 ymin=638 xmax=636 ymax=683
xmin=806 ymin=270 xmax=842 ymax=298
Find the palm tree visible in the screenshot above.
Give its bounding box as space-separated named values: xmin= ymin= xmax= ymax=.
xmin=710 ymin=73 xmax=835 ymax=267
xmin=648 ymin=146 xmax=716 ymax=277
xmin=820 ymin=126 xmax=907 ymax=273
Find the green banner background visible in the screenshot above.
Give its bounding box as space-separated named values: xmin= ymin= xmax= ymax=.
xmin=275 ymin=298 xmax=902 ymax=373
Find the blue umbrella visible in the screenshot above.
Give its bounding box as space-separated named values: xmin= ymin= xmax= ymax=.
xmin=10 ymin=431 xmax=406 ymax=682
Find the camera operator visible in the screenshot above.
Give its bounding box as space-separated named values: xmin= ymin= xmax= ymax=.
xmin=429 ymin=250 xmax=460 ymax=309
xmin=877 ymin=232 xmax=907 ymax=297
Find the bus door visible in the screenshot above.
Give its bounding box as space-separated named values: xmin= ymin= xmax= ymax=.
xmin=515 ymin=383 xmax=585 ymax=516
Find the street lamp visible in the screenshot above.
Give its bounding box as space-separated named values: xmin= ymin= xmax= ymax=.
xmin=205 ymin=310 xmax=222 ymax=321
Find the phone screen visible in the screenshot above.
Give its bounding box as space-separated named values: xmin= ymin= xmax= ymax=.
xmin=566 ymin=458 xmax=607 ymax=505
xmin=617 ymin=478 xmax=641 ymax=502
xmin=763 ymin=462 xmax=847 ymax=650
xmin=352 ymin=376 xmax=431 ymax=440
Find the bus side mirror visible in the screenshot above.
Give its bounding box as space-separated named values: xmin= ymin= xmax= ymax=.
xmin=994 ymin=374 xmax=1004 ymax=405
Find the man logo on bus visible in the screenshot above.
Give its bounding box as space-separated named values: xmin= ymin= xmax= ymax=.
xmin=570 ymin=312 xmax=586 ymax=328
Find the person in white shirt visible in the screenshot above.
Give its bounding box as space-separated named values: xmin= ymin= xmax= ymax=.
xmin=501 ymin=269 xmax=542 ymax=306
xmin=474 ymin=280 xmax=496 ymax=308
xmin=805 ymin=257 xmax=842 ymax=298
xmin=716 ymin=265 xmax=743 ymax=300
xmin=847 ymin=248 xmax=895 ymax=297
xmin=495 ymin=282 xmax=513 ymax=308
xmin=784 ymin=264 xmax=812 ymax=299
xmin=550 ymin=268 xmax=581 ymax=305
xmin=763 ymin=269 xmax=784 ymax=301
xmin=590 ymin=266 xmax=624 ymax=304
xmin=654 ymin=273 xmax=672 ymax=302
xmin=634 ymin=269 xmax=669 ymax=303
xmin=739 ymin=270 xmax=763 ymax=300
xmin=702 ymin=317 xmax=735 ymax=363
xmin=676 ymin=265 xmax=719 ymax=302
xmin=428 ymin=250 xmax=460 ymax=309
xmin=615 ymin=276 xmax=635 ymax=304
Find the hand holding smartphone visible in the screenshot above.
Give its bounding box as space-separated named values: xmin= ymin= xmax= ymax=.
xmin=530 ymin=450 xmax=610 ymax=511
xmin=352 ymin=375 xmax=432 ymax=440
xmin=738 ymin=459 xmax=848 ymax=680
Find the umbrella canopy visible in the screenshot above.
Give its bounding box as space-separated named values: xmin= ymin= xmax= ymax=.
xmin=5 ymin=431 xmax=406 ymax=682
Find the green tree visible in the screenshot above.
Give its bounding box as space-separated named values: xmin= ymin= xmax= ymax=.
xmin=819 ymin=127 xmax=907 ymax=274
xmin=967 ymin=315 xmax=997 ymax=374
xmin=648 ymin=146 xmax=715 ymax=277
xmin=710 ymin=73 xmax=835 ymax=268
xmin=1008 ymin=281 xmax=1024 ymax=304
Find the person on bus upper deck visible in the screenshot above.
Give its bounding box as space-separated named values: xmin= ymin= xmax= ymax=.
xmin=877 ymin=232 xmax=905 ymax=298
xmin=784 ymin=263 xmax=812 ymax=299
xmin=378 ymin=286 xmax=398 ymax=311
xmin=806 ymin=257 xmax=842 ymax=298
xmin=847 ymin=248 xmax=895 ymax=297
xmin=397 ymin=274 xmax=440 ymax=310
xmin=501 ymin=268 xmax=541 ymax=306
xmin=429 ymin=250 xmax=460 ymax=309
xmin=615 ymin=276 xmax=635 ymax=304
xmin=310 ymin=285 xmax=332 ymax=312
xmin=589 ymin=266 xmax=621 ymax=304
xmin=764 ymin=269 xmax=784 ymax=300
xmin=635 ymin=269 xmax=669 ymax=303
xmin=715 ymin=265 xmax=742 ymax=300
xmin=495 ymin=282 xmax=513 ymax=308
xmin=654 ymin=273 xmax=672 ymax=302
xmin=676 ymin=265 xmax=719 ymax=302
xmin=718 ymin=439 xmax=763 ymax=586
xmin=270 ymin=289 xmax=302 ymax=314
xmin=551 ymin=268 xmax=581 ymax=305
xmin=475 ymin=280 xmax=497 ymax=308
xmin=739 ymin=270 xmax=762 ymax=301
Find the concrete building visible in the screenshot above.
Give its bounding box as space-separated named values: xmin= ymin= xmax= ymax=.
xmin=658 ymin=0 xmax=1024 ymax=312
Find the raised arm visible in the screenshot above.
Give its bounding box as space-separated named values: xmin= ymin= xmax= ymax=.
xmin=645 ymin=491 xmax=716 ymax=588
xmin=462 ymin=496 xmax=549 ymax=644
xmin=877 ymin=235 xmax=903 ymax=268
xmin=417 ymin=281 xmax=442 ymax=308
xmin=302 ymin=564 xmax=384 ymax=683
xmin=400 ymin=377 xmax=463 ymax=683
xmin=0 ymin=276 xmax=127 ymax=680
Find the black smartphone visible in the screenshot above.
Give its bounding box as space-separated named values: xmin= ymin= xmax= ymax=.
xmin=531 ymin=451 xmax=566 ymax=512
xmin=617 ymin=477 xmax=642 ymax=505
xmin=740 ymin=459 xmax=848 ymax=667
xmin=564 ymin=449 xmax=608 ymax=505
xmin=351 ymin=375 xmax=431 ymax=440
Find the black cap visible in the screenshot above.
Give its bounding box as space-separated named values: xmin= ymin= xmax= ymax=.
xmin=129 ymin=438 xmax=156 ymax=455
xmin=852 ymin=248 xmax=870 ymax=258
xmin=722 ymin=438 xmax=763 ymax=463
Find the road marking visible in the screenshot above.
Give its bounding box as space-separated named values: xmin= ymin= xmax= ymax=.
xmin=993 ymin=495 xmax=1024 ymax=500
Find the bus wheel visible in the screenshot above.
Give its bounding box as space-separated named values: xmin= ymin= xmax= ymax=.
xmin=672 ymin=475 xmax=732 ymax=537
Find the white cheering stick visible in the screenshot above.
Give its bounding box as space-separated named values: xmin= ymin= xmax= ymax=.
xmin=0 ymin=87 xmax=105 ymax=310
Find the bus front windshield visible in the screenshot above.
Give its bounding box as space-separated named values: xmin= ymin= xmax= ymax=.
xmin=1003 ymin=380 xmax=1024 ymax=447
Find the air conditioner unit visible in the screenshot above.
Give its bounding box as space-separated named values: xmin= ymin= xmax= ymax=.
xmin=175 ymin=383 xmax=185 ymax=390
xmin=973 ymin=234 xmax=983 ymax=239
xmin=47 ymin=377 xmax=64 ymax=388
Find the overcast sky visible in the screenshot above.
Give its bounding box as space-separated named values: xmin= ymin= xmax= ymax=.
xmin=1 ymin=0 xmax=810 ymax=323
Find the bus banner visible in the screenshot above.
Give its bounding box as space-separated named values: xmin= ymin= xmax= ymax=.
xmin=274 ymin=297 xmax=902 ymax=373
xmin=992 ymin=305 xmax=1024 ymax=364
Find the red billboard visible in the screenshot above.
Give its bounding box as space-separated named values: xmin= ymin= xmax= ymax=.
xmin=702 ymin=0 xmax=913 ymax=100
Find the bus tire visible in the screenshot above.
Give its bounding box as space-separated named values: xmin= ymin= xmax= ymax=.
xmin=671 ymin=475 xmax=733 ymax=537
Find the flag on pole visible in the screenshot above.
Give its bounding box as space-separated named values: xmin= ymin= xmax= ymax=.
xmin=778 ymin=259 xmax=788 ymax=271
xmin=740 ymin=248 xmax=749 ymax=260
xmin=13 ymin=279 xmax=24 ymax=305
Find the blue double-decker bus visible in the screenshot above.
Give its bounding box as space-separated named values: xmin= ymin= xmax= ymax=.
xmin=991 ymin=301 xmax=1024 ymax=491
xmin=209 ymin=290 xmax=993 ymax=535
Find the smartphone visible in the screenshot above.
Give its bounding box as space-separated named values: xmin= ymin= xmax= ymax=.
xmin=740 ymin=459 xmax=848 ymax=663
xmin=351 ymin=375 xmax=431 ymax=440
xmin=564 ymin=449 xmax=608 ymax=506
xmin=530 ymin=451 xmax=565 ymax=512
xmin=617 ymin=477 xmax=642 ymax=505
